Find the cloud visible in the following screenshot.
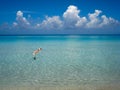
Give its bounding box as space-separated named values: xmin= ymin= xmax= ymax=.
xmin=40 ymin=16 xmax=63 ymax=30
xmin=75 ymin=17 xmax=87 ymax=27
xmin=86 ymin=10 xmax=102 ymax=28
xmin=100 ymin=15 xmax=118 ymax=27
xmin=86 ymin=10 xmax=119 ymax=28
xmin=0 ymin=5 xmax=119 ymax=34
xmin=17 ymin=10 xmax=23 ymax=17
xmin=13 ymin=22 xmax=18 ymax=26
xmin=62 ymin=5 xmax=119 ymax=29
xmin=63 ymin=5 xmax=80 ymax=28
xmin=13 ymin=10 xmax=30 ymax=28
xmin=63 ymin=5 xmax=87 ymax=28
xmin=14 ymin=7 xmax=119 ymax=30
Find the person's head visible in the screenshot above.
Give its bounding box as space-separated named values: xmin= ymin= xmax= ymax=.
xmin=38 ymin=48 xmax=42 ymax=51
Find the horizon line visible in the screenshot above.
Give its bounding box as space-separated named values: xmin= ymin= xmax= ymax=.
xmin=0 ymin=34 xmax=120 ymax=36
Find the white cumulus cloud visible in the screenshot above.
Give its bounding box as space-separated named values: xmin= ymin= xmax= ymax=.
xmin=63 ymin=5 xmax=80 ymax=28
xmin=17 ymin=10 xmax=23 ymax=17
xmin=13 ymin=10 xmax=30 ymax=28
xmin=62 ymin=5 xmax=87 ymax=28
xmin=75 ymin=17 xmax=87 ymax=27
xmin=10 ymin=5 xmax=119 ymax=31
xmin=86 ymin=10 xmax=102 ymax=28
xmin=40 ymin=16 xmax=63 ymax=30
xmin=99 ymin=15 xmax=118 ymax=27
xmin=86 ymin=9 xmax=119 ymax=28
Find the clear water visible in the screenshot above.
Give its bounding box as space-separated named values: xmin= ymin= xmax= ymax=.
xmin=0 ymin=35 xmax=120 ymax=86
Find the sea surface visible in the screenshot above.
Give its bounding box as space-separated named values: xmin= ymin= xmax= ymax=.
xmin=0 ymin=35 xmax=120 ymax=87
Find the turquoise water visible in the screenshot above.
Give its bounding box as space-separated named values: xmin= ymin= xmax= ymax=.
xmin=0 ymin=35 xmax=120 ymax=86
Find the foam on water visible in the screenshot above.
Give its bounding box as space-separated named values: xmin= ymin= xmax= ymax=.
xmin=0 ymin=35 xmax=120 ymax=86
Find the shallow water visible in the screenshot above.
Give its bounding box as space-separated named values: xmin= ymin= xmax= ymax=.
xmin=0 ymin=35 xmax=120 ymax=86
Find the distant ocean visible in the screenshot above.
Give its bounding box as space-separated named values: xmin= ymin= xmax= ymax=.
xmin=0 ymin=35 xmax=120 ymax=87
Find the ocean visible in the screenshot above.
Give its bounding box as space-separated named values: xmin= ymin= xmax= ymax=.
xmin=0 ymin=35 xmax=120 ymax=88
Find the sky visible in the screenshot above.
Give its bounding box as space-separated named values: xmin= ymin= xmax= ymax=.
xmin=0 ymin=0 xmax=120 ymax=35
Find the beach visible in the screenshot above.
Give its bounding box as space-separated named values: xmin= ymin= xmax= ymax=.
xmin=0 ymin=35 xmax=120 ymax=90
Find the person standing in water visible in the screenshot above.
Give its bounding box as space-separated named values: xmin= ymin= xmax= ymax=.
xmin=33 ymin=48 xmax=42 ymax=60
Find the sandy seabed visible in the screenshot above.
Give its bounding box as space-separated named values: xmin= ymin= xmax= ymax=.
xmin=0 ymin=84 xmax=120 ymax=90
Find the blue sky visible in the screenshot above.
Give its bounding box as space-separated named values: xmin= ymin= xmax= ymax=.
xmin=0 ymin=0 xmax=120 ymax=35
